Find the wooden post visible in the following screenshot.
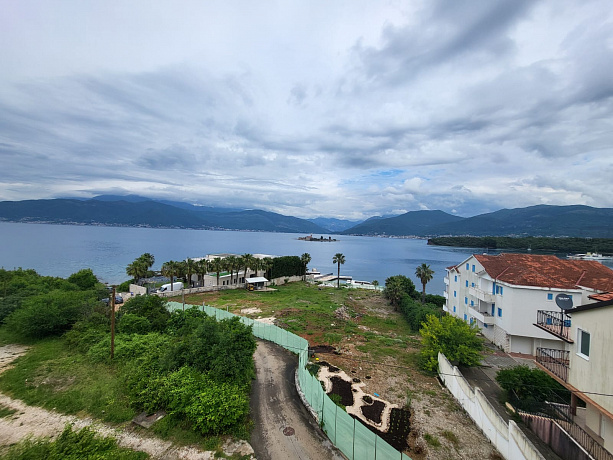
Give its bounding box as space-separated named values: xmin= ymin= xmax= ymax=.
xmin=110 ymin=286 xmax=116 ymax=359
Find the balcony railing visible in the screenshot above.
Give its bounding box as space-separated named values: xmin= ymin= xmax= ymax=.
xmin=536 ymin=347 xmax=569 ymax=382
xmin=468 ymin=306 xmax=495 ymax=325
xmin=534 ymin=310 xmax=573 ymax=342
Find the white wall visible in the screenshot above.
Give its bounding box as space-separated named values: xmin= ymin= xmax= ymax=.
xmin=438 ymin=353 xmax=546 ymax=460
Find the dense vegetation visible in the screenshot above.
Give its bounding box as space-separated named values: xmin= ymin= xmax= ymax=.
xmin=0 ymin=425 xmax=148 ymax=460
xmin=496 ymin=366 xmax=570 ymax=413
xmin=428 ymin=236 xmax=613 ymax=254
xmin=0 ymin=268 xmax=257 ymax=441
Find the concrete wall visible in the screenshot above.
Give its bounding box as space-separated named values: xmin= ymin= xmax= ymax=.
xmin=438 ymin=352 xmax=546 ymax=460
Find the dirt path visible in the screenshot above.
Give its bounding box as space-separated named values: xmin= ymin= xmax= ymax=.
xmin=0 ymin=345 xmax=253 ymax=460
xmin=249 ymin=340 xmax=344 ymax=460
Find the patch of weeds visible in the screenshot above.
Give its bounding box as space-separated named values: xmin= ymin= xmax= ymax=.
xmin=322 ymin=332 xmax=343 ymax=345
xmin=424 ymin=433 xmax=441 ymax=447
xmin=329 ymin=393 xmax=346 ymax=411
xmin=423 ymin=409 xmax=431 ymax=417
xmin=441 ymin=430 xmax=459 ymax=446
xmin=0 ymin=403 xmax=17 ymax=418
xmin=423 ymin=389 xmax=438 ymax=398
xmin=306 ymin=363 xmax=320 ymax=376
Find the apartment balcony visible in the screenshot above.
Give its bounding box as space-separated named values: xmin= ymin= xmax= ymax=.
xmin=468 ymin=306 xmax=495 ymax=325
xmin=468 ymin=287 xmax=495 ymax=303
xmin=536 ymin=347 xmax=569 ymax=382
xmin=443 ymin=291 xmax=449 ymax=299
xmin=444 ymin=276 xmax=449 ymax=285
xmin=534 ymin=310 xmax=573 ymax=343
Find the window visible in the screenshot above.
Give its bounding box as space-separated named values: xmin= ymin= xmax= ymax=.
xmin=470 ymin=317 xmax=474 ymax=325
xmin=496 ymin=285 xmax=504 ymax=295
xmin=464 ymin=314 xmax=467 ymax=321
xmin=492 ymin=283 xmax=496 ymax=295
xmin=470 ymin=300 xmax=474 ymax=307
xmin=466 ymin=280 xmax=469 ymax=287
xmin=500 ymin=286 xmax=503 ymax=295
xmin=491 ymin=304 xmax=495 ymax=316
xmin=471 ymin=282 xmax=475 ymax=287
xmin=454 ymin=275 xmax=458 ymax=282
xmin=464 ymin=297 xmax=468 ymax=305
xmin=472 ymin=264 xmax=475 ymax=272
xmin=454 ymin=290 xmax=457 ymax=297
xmin=578 ymin=329 xmax=590 ymax=358
xmin=497 ymin=308 xmax=502 ymax=317
xmin=466 ymin=263 xmax=470 ymax=270
xmin=453 ymin=306 xmax=456 ymax=312
xmin=547 ymin=293 xmax=553 ymax=301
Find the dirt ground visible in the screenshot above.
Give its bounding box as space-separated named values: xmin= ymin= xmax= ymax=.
xmin=0 ymin=345 xmax=254 ymax=460
xmin=309 ymin=295 xmax=503 ymax=460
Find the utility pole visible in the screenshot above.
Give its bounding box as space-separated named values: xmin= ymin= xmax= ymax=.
xmin=110 ymin=286 xmax=116 ymax=359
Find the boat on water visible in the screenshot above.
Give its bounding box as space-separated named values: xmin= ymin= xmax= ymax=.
xmin=567 ymin=252 xmax=613 ymax=261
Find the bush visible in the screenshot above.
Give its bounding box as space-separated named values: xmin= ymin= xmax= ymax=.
xmin=399 ymin=295 xmax=443 ymax=331
xmin=119 ymin=295 xmax=170 ymax=332
xmin=419 ymin=314 xmax=483 ymax=372
xmin=5 ymin=290 xmax=97 ymax=339
xmin=118 ymin=314 xmax=151 ymax=335
xmin=496 ymin=366 xmax=570 ymax=411
xmin=117 ymin=280 xmax=133 ymax=293
xmin=1 ymin=424 xmax=148 ymax=459
xmin=67 ymin=269 xmax=99 ymax=291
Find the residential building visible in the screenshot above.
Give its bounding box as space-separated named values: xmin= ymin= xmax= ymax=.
xmin=444 ymin=253 xmax=613 ymax=355
xmin=534 ymin=297 xmax=613 ymax=457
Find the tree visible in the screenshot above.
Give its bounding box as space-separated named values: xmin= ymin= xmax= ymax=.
xmin=67 ymin=269 xmax=99 ymax=290
xmin=126 ymin=253 xmax=155 ymax=285
xmin=419 ymin=314 xmax=483 ymax=372
xmin=196 ymin=259 xmax=209 ymax=287
xmin=332 ymin=253 xmax=345 ymax=288
xmin=161 ymin=261 xmax=180 ymax=290
xmin=119 ymin=295 xmax=170 ymax=332
xmin=184 ymin=258 xmax=197 ymax=288
xmin=415 ymin=263 xmax=435 ymax=304
xmin=224 ymin=256 xmax=238 ymax=285
xmin=210 ymin=258 xmax=224 ymax=286
xmin=384 ymin=275 xmax=417 ymax=310
xmin=261 ymin=257 xmax=274 ymax=280
xmin=300 ymin=253 xmax=312 ymax=281
xmin=241 ymin=253 xmax=255 ymax=285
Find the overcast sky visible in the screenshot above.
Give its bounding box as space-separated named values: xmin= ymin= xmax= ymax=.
xmin=1 ymin=0 xmax=612 ymax=219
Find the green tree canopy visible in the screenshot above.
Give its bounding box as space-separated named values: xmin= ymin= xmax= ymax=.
xmin=419 ymin=314 xmax=483 ymax=372
xmin=119 ymin=295 xmax=170 ymax=332
xmin=384 ymin=275 xmax=417 ymax=310
xmin=332 ymin=253 xmax=346 ymax=288
xmin=415 ymin=263 xmax=435 ymax=303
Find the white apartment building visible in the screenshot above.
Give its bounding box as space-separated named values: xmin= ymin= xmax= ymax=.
xmin=535 ymin=297 xmax=613 ymax=456
xmin=444 ymin=253 xmax=613 ymax=355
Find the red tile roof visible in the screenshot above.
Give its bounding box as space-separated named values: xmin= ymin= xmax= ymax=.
xmin=588 ymin=292 xmax=613 ymax=302
xmin=470 ymin=253 xmax=613 ymax=291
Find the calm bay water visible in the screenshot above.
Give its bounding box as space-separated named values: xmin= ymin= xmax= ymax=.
xmin=0 ymin=222 xmax=481 ymax=295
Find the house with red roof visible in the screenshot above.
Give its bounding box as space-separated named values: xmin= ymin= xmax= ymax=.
xmin=444 ymin=253 xmax=613 ymax=355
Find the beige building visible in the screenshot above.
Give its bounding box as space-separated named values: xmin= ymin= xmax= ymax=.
xmin=535 ymin=296 xmax=613 ymax=456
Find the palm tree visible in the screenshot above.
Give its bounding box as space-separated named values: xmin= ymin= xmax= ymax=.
xmin=415 ymin=263 xmax=435 ymax=304
xmin=261 ymin=257 xmax=274 ymax=280
xmin=196 ymin=259 xmax=209 ymax=287
xmin=241 ymin=253 xmax=255 ymax=285
xmin=301 ymin=253 xmax=311 ymax=281
xmin=184 ymin=258 xmax=196 ymax=288
xmin=161 ymin=260 xmax=180 ymax=291
xmin=210 ymin=257 xmax=223 ymax=286
xmin=225 ymin=256 xmax=238 ymax=285
xmin=138 ymin=253 xmax=155 ymax=270
xmin=332 ymin=253 xmax=346 ymax=288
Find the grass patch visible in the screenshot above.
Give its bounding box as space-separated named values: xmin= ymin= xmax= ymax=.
xmin=441 ymin=429 xmax=459 ymax=446
xmin=424 ymin=433 xmax=441 ymax=447
xmin=0 ymin=424 xmax=148 ymax=459
xmin=0 ymin=338 xmax=135 ymax=424
xmin=0 ymin=403 xmax=17 ymax=418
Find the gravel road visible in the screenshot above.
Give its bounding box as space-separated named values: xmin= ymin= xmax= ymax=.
xmin=250 ymin=340 xmax=345 ymax=460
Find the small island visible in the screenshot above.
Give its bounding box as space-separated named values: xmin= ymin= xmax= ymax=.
xmin=298 ymin=235 xmax=338 ymax=242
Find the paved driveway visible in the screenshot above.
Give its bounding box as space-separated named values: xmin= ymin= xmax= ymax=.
xmin=250 ymin=340 xmax=344 ymax=460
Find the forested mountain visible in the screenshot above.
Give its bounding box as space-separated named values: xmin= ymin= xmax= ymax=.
xmin=2 ymin=197 xmax=612 ymax=238
xmin=0 ymin=198 xmax=328 ymax=234
xmin=342 ymin=205 xmax=613 ymax=238
xmin=341 ymin=210 xmax=464 ymax=236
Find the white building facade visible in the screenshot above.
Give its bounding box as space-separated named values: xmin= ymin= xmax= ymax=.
xmin=444 ymin=253 xmax=613 ymax=355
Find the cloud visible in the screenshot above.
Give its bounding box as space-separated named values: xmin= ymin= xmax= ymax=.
xmin=0 ymin=1 xmax=612 ymax=219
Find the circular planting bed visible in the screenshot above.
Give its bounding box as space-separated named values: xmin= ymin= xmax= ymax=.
xmin=328 ymin=376 xmax=354 ymax=407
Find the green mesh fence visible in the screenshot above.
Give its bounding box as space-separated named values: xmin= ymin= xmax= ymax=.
xmin=168 ymin=302 xmax=412 ymax=460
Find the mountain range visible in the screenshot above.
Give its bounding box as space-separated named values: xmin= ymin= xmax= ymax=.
xmin=1 ymin=196 xmax=612 ymax=238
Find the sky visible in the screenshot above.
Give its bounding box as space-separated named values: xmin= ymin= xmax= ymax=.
xmin=1 ymin=0 xmax=612 ymax=220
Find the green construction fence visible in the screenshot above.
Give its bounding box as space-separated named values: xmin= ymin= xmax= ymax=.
xmin=167 ymin=301 xmax=412 ymax=460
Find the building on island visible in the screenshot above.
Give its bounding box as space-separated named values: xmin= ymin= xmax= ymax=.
xmin=534 ymin=297 xmax=613 ymax=456
xmin=444 ymin=253 xmax=613 ymax=355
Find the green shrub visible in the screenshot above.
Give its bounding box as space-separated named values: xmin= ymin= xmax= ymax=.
xmin=1 ymin=424 xmax=148 ymax=459
xmin=118 ymin=295 xmax=170 ymax=332
xmin=67 ymin=269 xmax=99 ymax=291
xmin=419 ymin=314 xmax=483 ymax=372
xmin=5 ymin=290 xmax=97 ymax=339
xmin=118 ymin=314 xmax=151 ymax=335
xmin=496 ymin=366 xmax=570 ymax=411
